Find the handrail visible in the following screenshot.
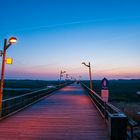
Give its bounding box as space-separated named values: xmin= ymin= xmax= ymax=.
xmin=3 ymin=87 xmax=49 ymax=102
xmin=3 ymin=83 xmax=66 ymax=102
xmin=80 ymin=82 xmax=121 ymax=117
xmin=1 ymin=81 xmax=73 ymax=118
xmin=80 ymin=81 xmax=139 ymax=140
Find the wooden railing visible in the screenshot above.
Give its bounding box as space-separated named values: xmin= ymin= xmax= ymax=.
xmin=81 ymin=82 xmax=140 ymax=140
xmin=1 ymin=82 xmax=73 ymax=118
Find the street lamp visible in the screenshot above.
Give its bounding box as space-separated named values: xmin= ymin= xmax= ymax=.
xmin=60 ymin=70 xmax=66 ymax=82
xmin=82 ymin=62 xmax=92 ymax=90
xmin=0 ymin=37 xmax=17 ymax=117
xmin=66 ymin=74 xmax=69 ymax=79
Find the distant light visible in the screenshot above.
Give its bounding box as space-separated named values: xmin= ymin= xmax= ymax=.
xmin=9 ymin=37 xmax=17 ymax=44
xmin=6 ymin=58 xmax=13 ymax=64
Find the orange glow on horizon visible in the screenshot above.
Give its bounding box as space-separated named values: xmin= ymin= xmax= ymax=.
xmin=5 ymin=64 xmax=140 ymax=80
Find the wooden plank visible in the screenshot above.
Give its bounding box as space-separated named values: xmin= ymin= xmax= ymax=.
xmin=0 ymin=83 xmax=109 ymax=140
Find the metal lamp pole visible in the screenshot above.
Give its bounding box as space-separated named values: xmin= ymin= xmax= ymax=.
xmin=82 ymin=62 xmax=92 ymax=90
xmin=0 ymin=37 xmax=17 ymax=117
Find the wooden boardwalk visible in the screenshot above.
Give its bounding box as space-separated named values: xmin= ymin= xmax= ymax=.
xmin=0 ymin=83 xmax=109 ymax=140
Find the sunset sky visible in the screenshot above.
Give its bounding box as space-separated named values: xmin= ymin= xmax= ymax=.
xmin=0 ymin=0 xmax=140 ymax=80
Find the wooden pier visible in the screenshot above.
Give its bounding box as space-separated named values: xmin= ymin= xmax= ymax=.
xmin=0 ymin=83 xmax=109 ymax=140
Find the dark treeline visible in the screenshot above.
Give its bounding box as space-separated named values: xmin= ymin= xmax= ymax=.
xmin=82 ymin=79 xmax=140 ymax=102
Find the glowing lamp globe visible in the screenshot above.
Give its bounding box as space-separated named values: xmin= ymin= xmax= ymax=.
xmin=9 ymin=37 xmax=17 ymax=44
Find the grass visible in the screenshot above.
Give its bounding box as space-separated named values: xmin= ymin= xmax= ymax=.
xmin=83 ymin=79 xmax=140 ymax=102
xmin=3 ymin=80 xmax=59 ymax=99
xmin=83 ymin=79 xmax=140 ymax=122
xmin=4 ymin=80 xmax=59 ymax=89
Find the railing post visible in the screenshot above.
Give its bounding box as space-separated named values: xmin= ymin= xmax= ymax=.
xmin=108 ymin=113 xmax=127 ymax=140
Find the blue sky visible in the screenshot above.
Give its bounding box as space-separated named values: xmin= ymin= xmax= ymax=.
xmin=0 ymin=0 xmax=140 ymax=80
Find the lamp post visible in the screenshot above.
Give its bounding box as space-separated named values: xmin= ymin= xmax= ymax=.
xmin=0 ymin=37 xmax=17 ymax=117
xmin=60 ymin=70 xmax=66 ymax=82
xmin=82 ymin=62 xmax=92 ymax=90
xmin=66 ymin=74 xmax=69 ymax=80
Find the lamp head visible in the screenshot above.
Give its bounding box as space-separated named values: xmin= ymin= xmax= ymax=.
xmin=9 ymin=37 xmax=17 ymax=44
xmin=82 ymin=62 xmax=86 ymax=65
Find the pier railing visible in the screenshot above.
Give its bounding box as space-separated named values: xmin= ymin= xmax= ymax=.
xmin=81 ymin=82 xmax=139 ymax=140
xmin=1 ymin=82 xmax=72 ymax=118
